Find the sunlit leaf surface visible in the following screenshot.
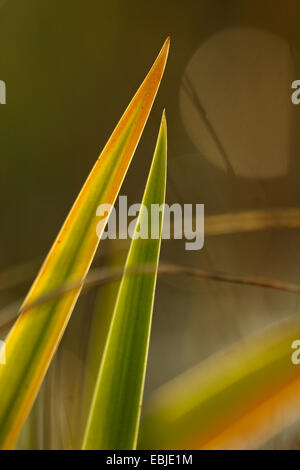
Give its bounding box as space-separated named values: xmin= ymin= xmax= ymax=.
xmin=0 ymin=38 xmax=169 ymax=449
xmin=83 ymin=112 xmax=167 ymax=450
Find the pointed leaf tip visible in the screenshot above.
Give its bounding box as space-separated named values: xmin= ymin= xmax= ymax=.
xmin=0 ymin=39 xmax=169 ymax=450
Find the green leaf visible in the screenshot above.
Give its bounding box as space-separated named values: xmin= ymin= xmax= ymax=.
xmin=82 ymin=249 xmax=127 ymax=439
xmin=0 ymin=39 xmax=169 ymax=450
xmin=83 ymin=111 xmax=167 ymax=450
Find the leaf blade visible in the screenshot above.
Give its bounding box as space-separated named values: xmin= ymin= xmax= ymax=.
xmin=139 ymin=315 xmax=300 ymax=449
xmin=83 ymin=111 xmax=167 ymax=450
xmin=0 ymin=39 xmax=169 ymax=450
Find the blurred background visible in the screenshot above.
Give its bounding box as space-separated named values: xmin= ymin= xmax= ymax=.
xmin=1 ymin=0 xmax=300 ymax=449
